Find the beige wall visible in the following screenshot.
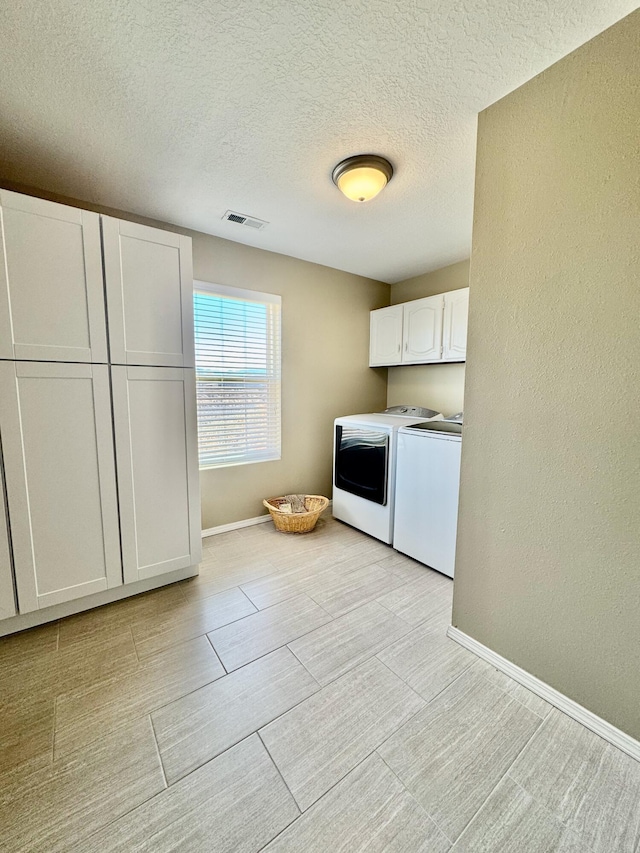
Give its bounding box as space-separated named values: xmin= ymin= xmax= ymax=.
xmin=453 ymin=11 xmax=640 ymax=739
xmin=191 ymin=236 xmax=388 ymax=527
xmin=387 ymin=260 xmax=468 ymax=415
xmin=0 ymin=181 xmax=389 ymax=529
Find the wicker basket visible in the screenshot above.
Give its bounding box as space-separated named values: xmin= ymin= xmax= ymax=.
xmin=263 ymin=495 xmax=329 ymax=534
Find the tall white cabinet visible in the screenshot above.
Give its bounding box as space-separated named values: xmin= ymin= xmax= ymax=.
xmin=102 ymin=218 xmax=194 ymax=368
xmin=0 ymin=191 xmax=107 ymax=363
xmin=112 ymin=366 xmax=200 ymax=584
xmin=0 ymin=190 xmax=201 ymax=630
xmin=0 ymin=361 xmax=122 ymax=611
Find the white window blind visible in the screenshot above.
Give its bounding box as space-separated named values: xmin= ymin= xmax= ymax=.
xmin=193 ymin=282 xmax=281 ymax=469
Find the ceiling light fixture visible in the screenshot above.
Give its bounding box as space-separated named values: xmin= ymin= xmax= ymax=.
xmin=332 ymin=154 xmax=394 ymax=203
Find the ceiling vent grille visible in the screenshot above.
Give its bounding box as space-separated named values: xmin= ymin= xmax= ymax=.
xmin=222 ymin=210 xmax=268 ymax=230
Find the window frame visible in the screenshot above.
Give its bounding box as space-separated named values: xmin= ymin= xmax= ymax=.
xmin=193 ymin=280 xmax=282 ymax=471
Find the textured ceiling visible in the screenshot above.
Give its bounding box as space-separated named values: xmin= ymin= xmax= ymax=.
xmin=0 ymin=1 xmax=635 ymax=282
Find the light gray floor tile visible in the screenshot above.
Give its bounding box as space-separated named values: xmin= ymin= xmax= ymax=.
xmin=133 ymin=586 xmax=256 ymax=658
xmin=377 ymin=620 xmax=477 ymax=702
xmin=259 ymin=657 xmax=425 ymax=811
xmin=241 ymin=563 xmax=335 ymax=610
xmin=288 ymin=600 xmax=411 ymax=685
xmin=451 ymin=776 xmax=589 ymax=852
xmin=374 ymin=552 xmax=434 ymax=583
xmin=181 ymin=555 xmax=278 ymax=601
xmin=54 ymin=635 xmax=225 ymax=757
xmin=379 ymin=667 xmax=542 ymax=842
xmin=304 ymin=563 xmax=407 ymax=617
xmin=1 ymin=717 xmax=165 ymax=853
xmin=207 ymin=593 xmax=332 ymax=671
xmin=265 ymin=752 xmax=450 ymax=853
xmin=509 ymin=710 xmax=640 ymax=853
xmin=71 ymin=735 xmax=299 ymax=853
xmin=3 ymin=629 xmax=140 ymax=701
xmin=377 ymin=572 xmax=453 ymax=627
xmin=0 ymin=621 xmax=59 ymax=665
xmin=472 ymin=658 xmax=552 ymax=718
xmin=0 ymin=692 xmax=55 ymax=773
xmin=57 ymin=583 xmax=186 ymax=648
xmin=152 ymin=647 xmax=319 ymax=783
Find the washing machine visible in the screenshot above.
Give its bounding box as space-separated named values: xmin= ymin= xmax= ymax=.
xmin=332 ymin=406 xmax=442 ymax=544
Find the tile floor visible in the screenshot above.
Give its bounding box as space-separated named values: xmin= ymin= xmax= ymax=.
xmin=1 ymin=515 xmax=639 ymax=852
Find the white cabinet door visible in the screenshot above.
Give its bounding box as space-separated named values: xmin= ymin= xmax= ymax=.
xmin=112 ymin=366 xmax=201 ymax=584
xmin=0 ymin=362 xmax=121 ymax=613
xmin=442 ymin=287 xmax=469 ymax=361
xmin=0 ymin=190 xmax=107 ymax=363
xmin=402 ymin=295 xmax=444 ymax=363
xmin=103 ymin=218 xmax=194 ymax=368
xmin=370 ymin=305 xmax=403 ymax=366
xmin=0 ymin=462 xmax=16 ymax=620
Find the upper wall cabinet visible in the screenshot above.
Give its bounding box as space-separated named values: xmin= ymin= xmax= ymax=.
xmin=369 ymin=287 xmax=469 ymax=366
xmin=403 ymin=294 xmax=444 ymax=363
xmin=0 ymin=190 xmax=107 ymax=363
xmin=370 ymin=305 xmax=403 ymax=366
xmin=442 ymin=288 xmax=469 ymax=361
xmin=102 ymin=218 xmax=194 ymax=368
xmin=0 ymin=361 xmax=122 ymax=613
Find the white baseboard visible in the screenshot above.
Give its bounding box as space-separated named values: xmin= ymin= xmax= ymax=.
xmin=201 ymin=514 xmax=271 ymax=538
xmin=201 ymin=501 xmax=333 ymax=540
xmin=447 ymin=625 xmax=640 ymax=764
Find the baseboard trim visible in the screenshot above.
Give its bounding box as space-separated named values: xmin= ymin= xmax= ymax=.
xmin=201 ymin=501 xmax=333 ymax=539
xmin=447 ymin=626 xmax=640 ymax=763
xmin=202 ymin=515 xmax=271 ymax=538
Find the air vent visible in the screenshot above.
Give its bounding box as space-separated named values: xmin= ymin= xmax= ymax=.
xmin=222 ymin=210 xmax=268 ymax=230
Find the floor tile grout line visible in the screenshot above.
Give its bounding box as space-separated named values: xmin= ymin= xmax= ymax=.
xmin=287 ymin=616 xmax=417 ymax=690
xmin=208 ymin=592 xmax=423 ymax=680
xmin=53 ymin=661 xmax=231 ymax=760
xmin=371 ymin=660 xmax=482 ymax=760
xmin=256 ymin=729 xmax=302 ymax=811
xmin=134 ymin=605 xmax=263 ymax=661
xmin=474 ymin=667 xmax=552 ymax=721
xmin=285 ymin=643 xmax=323 ymax=687
xmin=503 ymin=773 xmax=602 ymax=853
xmin=257 ymin=732 xmax=384 ymax=822
xmin=130 ymin=624 xmax=140 ymax=663
xmin=148 ymin=713 xmax=168 ymax=789
xmin=374 ymin=749 xmax=455 ymax=847
xmin=373 ymin=648 xmax=477 ymax=707
xmin=205 ymin=633 xmax=229 ymax=673
xmin=55 ymin=643 xmax=325 ymax=767
xmin=57 ymin=725 xmax=175 ymax=852
xmin=441 ymin=705 xmax=552 ymax=847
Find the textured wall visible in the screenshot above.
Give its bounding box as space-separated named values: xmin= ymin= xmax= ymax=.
xmin=453 ymin=11 xmax=640 ymax=739
xmin=2 ymin=3 xmax=635 ymax=283
xmin=387 ymin=260 xmax=469 ymax=416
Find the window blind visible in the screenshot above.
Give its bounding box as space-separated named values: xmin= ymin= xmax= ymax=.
xmin=193 ymin=283 xmax=281 ymax=469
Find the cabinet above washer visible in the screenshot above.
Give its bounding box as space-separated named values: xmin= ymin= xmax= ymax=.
xmin=369 ymin=288 xmax=468 ymax=367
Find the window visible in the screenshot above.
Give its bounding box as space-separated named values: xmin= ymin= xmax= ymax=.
xmin=193 ymin=282 xmax=281 ymax=469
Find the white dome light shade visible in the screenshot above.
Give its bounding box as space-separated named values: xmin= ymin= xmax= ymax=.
xmin=332 ymin=155 xmax=394 ymax=203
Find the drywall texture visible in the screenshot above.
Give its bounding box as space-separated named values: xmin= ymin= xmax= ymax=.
xmin=0 ymin=182 xmax=388 ymax=529
xmin=2 ymin=3 xmax=634 ymax=282
xmin=387 ymin=260 xmax=468 ymax=415
xmin=453 ymin=11 xmax=640 ymax=739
